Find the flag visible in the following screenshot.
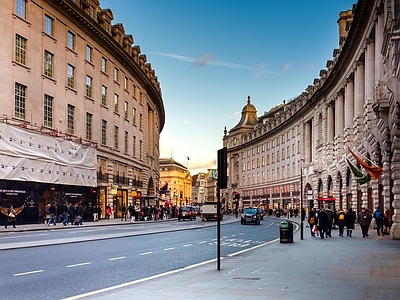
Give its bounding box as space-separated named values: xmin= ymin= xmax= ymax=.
xmin=348 ymin=148 xmax=383 ymax=180
xmin=346 ymin=159 xmax=371 ymax=185
xmin=160 ymin=182 xmax=168 ymax=194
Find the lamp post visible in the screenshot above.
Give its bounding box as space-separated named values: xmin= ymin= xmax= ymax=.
xmin=300 ymin=166 xmax=304 ymax=240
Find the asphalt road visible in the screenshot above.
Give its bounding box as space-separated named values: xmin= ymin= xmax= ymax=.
xmin=0 ymin=218 xmax=282 ymax=300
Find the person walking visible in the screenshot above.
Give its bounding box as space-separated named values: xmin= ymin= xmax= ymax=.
xmin=358 ymin=207 xmax=372 ymax=238
xmin=5 ymin=205 xmax=17 ymax=229
xmin=345 ymin=207 xmax=356 ymax=237
xmin=129 ymin=204 xmax=135 ymax=222
xmin=336 ymin=208 xmax=346 ymax=237
xmin=121 ymin=205 xmax=127 ymax=221
xmin=383 ymin=209 xmax=392 ymax=235
xmin=373 ymin=206 xmax=384 ymax=236
xmin=92 ymin=205 xmax=99 ymax=222
xmin=317 ymin=208 xmax=328 ymax=239
xmin=61 ymin=201 xmax=69 ymax=226
xmin=325 ymin=206 xmax=334 ymax=238
xmin=105 ymin=205 xmax=112 ymax=221
xmin=68 ymin=202 xmax=75 ymax=225
xmin=48 ymin=202 xmax=57 ymax=226
xmin=308 ymin=208 xmax=318 ymax=237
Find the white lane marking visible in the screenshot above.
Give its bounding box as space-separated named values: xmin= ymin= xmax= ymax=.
xmin=67 ymin=262 xmax=91 ymax=268
xmin=198 ymin=241 xmax=206 ymax=244
xmin=109 ymin=256 xmax=126 ymax=261
xmin=1 ymin=233 xmax=50 ymax=240
xmin=13 ymin=270 xmax=43 ymax=276
xmin=163 ymin=247 xmax=175 ymax=251
xmin=62 ymin=258 xmax=217 ymax=300
xmin=139 ymin=251 xmax=153 ymax=256
xmin=182 ymin=244 xmax=192 ymax=247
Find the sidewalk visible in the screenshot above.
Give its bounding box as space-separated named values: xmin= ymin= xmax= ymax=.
xmin=63 ymin=218 xmax=400 ymax=300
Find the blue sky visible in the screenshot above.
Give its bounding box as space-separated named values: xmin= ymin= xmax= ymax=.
xmin=100 ymin=0 xmax=355 ymax=174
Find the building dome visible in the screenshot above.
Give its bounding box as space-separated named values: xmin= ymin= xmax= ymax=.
xmin=230 ymin=96 xmax=258 ymax=132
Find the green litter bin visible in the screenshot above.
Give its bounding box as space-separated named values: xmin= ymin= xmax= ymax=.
xmin=279 ymin=220 xmax=293 ymax=243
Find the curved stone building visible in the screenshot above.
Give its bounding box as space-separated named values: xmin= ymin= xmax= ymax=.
xmin=223 ymin=0 xmax=400 ymax=239
xmin=0 ymin=0 xmax=165 ymax=223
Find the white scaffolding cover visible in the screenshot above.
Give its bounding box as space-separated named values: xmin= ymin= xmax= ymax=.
xmin=0 ymin=123 xmax=97 ymax=187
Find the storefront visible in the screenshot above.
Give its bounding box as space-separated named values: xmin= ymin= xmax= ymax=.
xmin=0 ymin=180 xmax=95 ymax=224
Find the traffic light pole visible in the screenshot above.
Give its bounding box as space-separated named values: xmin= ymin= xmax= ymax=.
xmin=217 ymin=186 xmax=221 ymax=270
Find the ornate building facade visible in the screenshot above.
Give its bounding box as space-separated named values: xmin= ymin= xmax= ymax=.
xmin=0 ymin=0 xmax=165 ymax=223
xmin=222 ymin=0 xmax=400 ymax=239
xmin=159 ymin=158 xmax=192 ymax=206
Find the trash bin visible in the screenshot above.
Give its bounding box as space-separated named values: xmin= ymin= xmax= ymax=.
xmin=279 ymin=220 xmax=293 ymax=243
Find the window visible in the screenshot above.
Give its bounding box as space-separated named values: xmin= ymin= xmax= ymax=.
xmin=124 ymin=131 xmax=128 ymax=153
xmin=15 ymin=34 xmax=27 ymax=65
xmin=124 ymin=101 xmax=128 ymax=119
xmin=139 ymin=140 xmax=142 ymax=160
xmin=139 ymin=113 xmax=142 ymax=129
xmin=101 ymin=120 xmax=107 ymax=145
xmin=101 ymin=57 xmax=107 ymax=73
xmin=89 ymin=5 xmax=94 ymax=19
xmin=67 ymin=31 xmax=75 ymax=50
xmin=114 ymin=67 xmax=119 ymax=82
xmin=44 ymin=14 xmax=53 ymax=36
xmin=114 ymin=126 xmax=119 ymax=149
xmin=67 ymin=104 xmax=75 ymax=134
xmin=132 ymin=136 xmax=136 ymax=156
xmin=86 ymin=112 xmax=92 ymax=140
xmin=67 ymin=64 xmax=75 ymax=88
xmin=124 ymin=76 xmax=128 ymax=90
xmin=14 ymin=83 xmax=26 ymax=119
xmin=43 ymin=94 xmax=53 ymax=128
xmin=44 ymin=50 xmax=53 ymax=77
xmin=15 ymin=0 xmax=27 ymax=19
xmin=133 ymin=108 xmax=136 ymax=125
xmin=86 ymin=75 xmax=92 ymax=98
xmin=101 ymin=85 xmax=107 ymax=105
xmin=86 ymin=45 xmax=92 ymax=62
xmin=114 ymin=94 xmax=119 ymax=112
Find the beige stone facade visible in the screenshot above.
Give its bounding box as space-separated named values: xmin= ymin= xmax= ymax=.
xmin=223 ymin=0 xmax=400 ymax=239
xmin=159 ymin=158 xmax=192 ymax=206
xmin=0 ymin=0 xmax=164 ymax=222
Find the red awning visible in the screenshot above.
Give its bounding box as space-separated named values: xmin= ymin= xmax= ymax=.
xmin=316 ymin=197 xmax=336 ymax=201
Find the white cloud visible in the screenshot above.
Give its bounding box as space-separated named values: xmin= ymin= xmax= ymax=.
xmin=151 ymin=51 xmax=284 ymax=75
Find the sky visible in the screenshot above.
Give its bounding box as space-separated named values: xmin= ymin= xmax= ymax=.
xmin=99 ymin=0 xmax=356 ymax=174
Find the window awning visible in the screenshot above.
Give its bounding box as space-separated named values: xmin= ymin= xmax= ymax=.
xmin=316 ymin=197 xmax=336 ymax=201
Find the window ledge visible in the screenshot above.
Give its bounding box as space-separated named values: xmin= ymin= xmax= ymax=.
xmin=12 ymin=60 xmax=31 ymax=72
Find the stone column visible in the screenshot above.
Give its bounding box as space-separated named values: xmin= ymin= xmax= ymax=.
xmin=355 ymin=61 xmax=365 ymax=133
xmin=375 ymin=9 xmax=384 ymax=80
xmin=345 ymin=78 xmax=354 ymax=142
xmin=304 ymin=122 xmax=311 ymax=164
xmin=327 ymin=103 xmax=334 ymax=145
xmin=365 ymin=39 xmax=375 ymax=131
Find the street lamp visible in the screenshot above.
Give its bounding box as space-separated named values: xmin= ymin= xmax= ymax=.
xmin=300 ymin=163 xmax=304 ymax=240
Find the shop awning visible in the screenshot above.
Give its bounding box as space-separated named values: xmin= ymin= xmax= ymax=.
xmin=316 ymin=197 xmax=336 ymax=201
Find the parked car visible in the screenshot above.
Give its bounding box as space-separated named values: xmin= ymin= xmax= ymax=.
xmin=241 ymin=207 xmax=262 ymax=225
xmin=177 ymin=206 xmax=197 ymax=221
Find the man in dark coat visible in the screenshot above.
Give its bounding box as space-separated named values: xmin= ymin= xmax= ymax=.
xmin=317 ymin=208 xmax=328 ymax=239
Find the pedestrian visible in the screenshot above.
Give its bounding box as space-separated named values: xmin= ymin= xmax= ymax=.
xmin=48 ymin=202 xmax=57 ymax=226
xmin=129 ymin=204 xmax=135 ymax=222
xmin=358 ymin=207 xmax=372 ymax=238
xmin=68 ymin=202 xmax=75 ymax=225
xmin=121 ymin=205 xmax=127 ymax=221
xmin=44 ymin=202 xmax=51 ymax=225
xmin=75 ymin=202 xmax=84 ymax=225
xmin=336 ymin=208 xmax=346 ymax=237
xmin=383 ymin=209 xmax=392 ymax=235
xmin=373 ymin=206 xmax=384 ymax=236
xmin=325 ymin=206 xmax=334 ymax=238
xmin=105 ymin=205 xmax=112 ymax=220
xmin=308 ymin=208 xmax=318 ymax=237
xmin=61 ymin=201 xmax=69 ymax=226
xmin=345 ymin=207 xmax=356 ymax=237
xmin=5 ymin=205 xmax=17 ymax=229
xmin=92 ymin=205 xmax=98 ymax=222
xmin=317 ymin=207 xmax=328 ymax=239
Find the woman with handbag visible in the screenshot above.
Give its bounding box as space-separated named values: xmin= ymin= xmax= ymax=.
xmin=5 ymin=205 xmax=16 ymax=229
